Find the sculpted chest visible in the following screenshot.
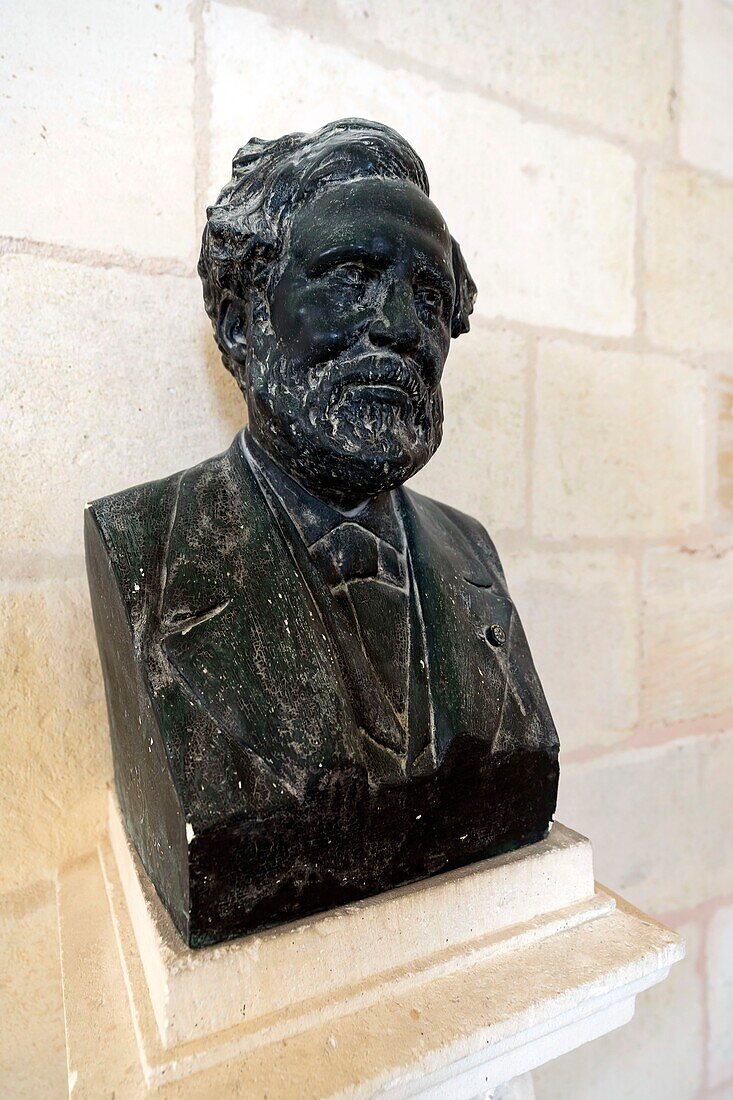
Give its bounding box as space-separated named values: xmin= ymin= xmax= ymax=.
xmin=87 ymin=437 xmax=558 ymax=945
xmin=154 ymin=442 xmax=524 ymax=787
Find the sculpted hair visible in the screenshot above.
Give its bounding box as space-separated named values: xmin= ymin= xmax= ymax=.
xmin=198 ymin=118 xmax=477 ymax=373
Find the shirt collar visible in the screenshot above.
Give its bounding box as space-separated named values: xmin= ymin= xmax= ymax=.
xmin=240 ymin=429 xmax=405 ymax=552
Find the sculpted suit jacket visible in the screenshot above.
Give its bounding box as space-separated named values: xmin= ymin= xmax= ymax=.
xmin=86 ymin=433 xmax=559 ymax=945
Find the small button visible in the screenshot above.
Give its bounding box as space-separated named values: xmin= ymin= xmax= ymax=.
xmin=485 ymin=623 xmax=506 ymax=647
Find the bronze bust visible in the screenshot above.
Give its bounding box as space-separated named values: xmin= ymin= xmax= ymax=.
xmin=85 ymin=119 xmax=559 ymax=947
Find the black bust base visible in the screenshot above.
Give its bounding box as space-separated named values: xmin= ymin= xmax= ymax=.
xmin=184 ymin=741 xmax=557 ymax=947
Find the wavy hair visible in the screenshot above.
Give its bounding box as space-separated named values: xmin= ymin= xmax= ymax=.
xmin=198 ymin=118 xmax=477 ymax=374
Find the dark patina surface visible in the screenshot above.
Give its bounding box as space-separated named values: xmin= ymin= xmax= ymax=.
xmin=86 ymin=119 xmax=559 ymax=947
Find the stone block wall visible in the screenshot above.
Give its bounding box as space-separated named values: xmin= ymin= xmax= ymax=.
xmin=2 ymin=1 xmax=731 ymax=1096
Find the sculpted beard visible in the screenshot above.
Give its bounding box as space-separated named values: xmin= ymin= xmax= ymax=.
xmin=248 ymin=346 xmax=444 ymax=496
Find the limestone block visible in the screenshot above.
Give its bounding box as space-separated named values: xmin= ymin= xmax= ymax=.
xmin=492 ymin=1075 xmax=536 ymax=1100
xmin=504 ymin=549 xmax=638 ymax=751
xmin=408 ymin=327 xmax=527 ymax=531
xmin=0 ymin=576 xmax=110 ymax=892
xmin=641 ymin=541 xmax=733 ymax=724
xmin=109 ymin=792 xmax=596 ymax=1050
xmin=333 ymin=0 xmax=676 ymax=146
xmin=0 ymin=253 xmax=242 ymax=557
xmin=57 ymin=855 xmax=150 ymax=1100
xmin=58 ymin=852 xmax=276 ymax=1100
xmin=707 ymin=902 xmax=733 ymax=1086
xmin=0 ymin=0 xmax=196 ymax=259
xmin=644 ymin=165 xmax=733 ymax=353
xmin=533 ymin=341 xmax=706 ymax=538
xmin=205 ymin=6 xmax=636 ymax=336
xmin=534 ymin=918 xmax=703 ymax=1100
xmin=89 ymin=829 xmax=681 ymax=1095
xmin=0 ymin=883 xmax=67 ymax=1099
xmin=557 ymin=732 xmax=733 ymax=913
xmin=718 ymin=378 xmax=733 ymax=521
xmin=58 ymin=844 xmax=683 ymax=1100
xmin=680 ymin=0 xmax=733 ymax=180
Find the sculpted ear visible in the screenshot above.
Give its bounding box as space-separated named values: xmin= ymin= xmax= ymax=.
xmin=216 ymin=298 xmax=249 ymax=366
xmin=450 ymin=236 xmax=477 ymax=338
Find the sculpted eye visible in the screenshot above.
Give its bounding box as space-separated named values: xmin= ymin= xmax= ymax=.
xmin=330 ymin=262 xmax=369 ymax=287
xmin=414 ymin=283 xmax=445 ymax=317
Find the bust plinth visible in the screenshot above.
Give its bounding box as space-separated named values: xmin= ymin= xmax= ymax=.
xmin=54 ymin=793 xmax=683 ymax=1097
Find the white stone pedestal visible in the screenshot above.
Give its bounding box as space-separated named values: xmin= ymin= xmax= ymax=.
xmin=56 ymin=795 xmax=683 ymax=1099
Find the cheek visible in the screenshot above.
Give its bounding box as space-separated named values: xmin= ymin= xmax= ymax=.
xmin=420 ymin=323 xmax=451 ymax=372
xmin=272 ymin=283 xmax=364 ymax=365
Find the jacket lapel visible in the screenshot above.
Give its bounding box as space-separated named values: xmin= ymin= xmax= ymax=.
xmin=399 ymin=488 xmax=513 ymax=765
xmin=157 ymin=438 xmax=358 ymax=799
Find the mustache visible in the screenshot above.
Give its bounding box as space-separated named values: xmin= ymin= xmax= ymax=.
xmin=324 ymin=351 xmax=426 ymax=404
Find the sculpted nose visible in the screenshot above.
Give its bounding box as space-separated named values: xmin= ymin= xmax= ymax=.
xmin=368 ymin=281 xmax=420 ymax=351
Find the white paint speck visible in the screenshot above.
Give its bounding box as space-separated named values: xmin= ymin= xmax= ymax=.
xmin=186 ymin=823 xmax=195 ymax=843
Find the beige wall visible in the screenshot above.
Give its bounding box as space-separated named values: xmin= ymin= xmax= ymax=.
xmin=2 ymin=1 xmax=732 ymax=1096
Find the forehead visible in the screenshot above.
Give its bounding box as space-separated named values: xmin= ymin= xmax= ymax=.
xmin=286 ymin=178 xmax=453 ymax=274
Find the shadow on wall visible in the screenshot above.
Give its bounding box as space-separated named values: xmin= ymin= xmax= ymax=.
xmin=200 ymin=317 xmax=247 ymax=440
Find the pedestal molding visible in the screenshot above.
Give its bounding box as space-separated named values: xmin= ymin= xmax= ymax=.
xmin=57 ymin=814 xmax=684 ymax=1097
xmin=107 ymin=791 xmax=597 ymax=1050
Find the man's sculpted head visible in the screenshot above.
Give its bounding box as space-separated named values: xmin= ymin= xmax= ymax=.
xmin=199 ymin=119 xmax=476 ymax=506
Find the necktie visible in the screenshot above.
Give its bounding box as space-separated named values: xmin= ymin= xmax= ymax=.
xmin=309 ymin=523 xmax=411 ymax=726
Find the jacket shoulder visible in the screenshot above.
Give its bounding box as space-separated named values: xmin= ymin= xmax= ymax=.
xmin=402 ymin=486 xmax=507 ymax=585
xmin=87 ymin=469 xmax=177 ymax=537
xmin=86 ymin=468 xmax=181 ymax=574
xmin=84 ymin=470 xmax=181 ymax=639
xmin=84 ymin=448 xmax=234 ymax=618
xmin=86 ymin=447 xmax=235 ymax=552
